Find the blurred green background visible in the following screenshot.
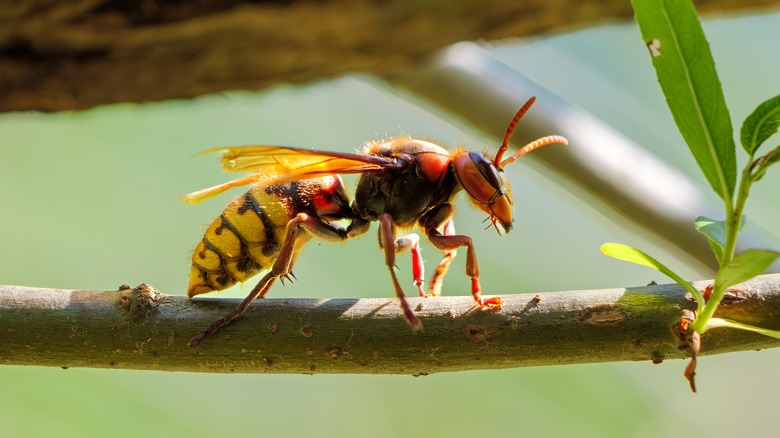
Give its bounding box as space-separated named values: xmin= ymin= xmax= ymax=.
xmin=2 ymin=11 xmax=780 ymax=437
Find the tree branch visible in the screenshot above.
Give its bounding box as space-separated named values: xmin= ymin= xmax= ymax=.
xmin=2 ymin=274 xmax=780 ymax=374
xmin=2 ymin=0 xmax=779 ymax=111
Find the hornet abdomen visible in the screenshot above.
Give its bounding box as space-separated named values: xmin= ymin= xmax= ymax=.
xmin=187 ymin=179 xmax=335 ymax=297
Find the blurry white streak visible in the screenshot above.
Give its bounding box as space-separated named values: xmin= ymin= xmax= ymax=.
xmin=388 ymin=42 xmax=765 ymax=273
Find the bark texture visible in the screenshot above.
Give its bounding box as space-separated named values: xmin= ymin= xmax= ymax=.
xmin=2 ymin=275 xmax=779 ymax=374
xmin=2 ymin=0 xmax=779 ymax=112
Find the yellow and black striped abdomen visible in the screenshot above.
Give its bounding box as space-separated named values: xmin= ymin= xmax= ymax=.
xmin=188 ymin=183 xmax=305 ymax=297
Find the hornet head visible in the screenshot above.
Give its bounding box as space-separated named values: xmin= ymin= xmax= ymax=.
xmin=452 ymin=97 xmax=568 ymax=234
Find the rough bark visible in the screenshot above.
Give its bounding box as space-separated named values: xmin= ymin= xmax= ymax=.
xmin=2 ymin=0 xmax=779 ymax=112
xmin=2 ymin=275 xmax=779 ymax=374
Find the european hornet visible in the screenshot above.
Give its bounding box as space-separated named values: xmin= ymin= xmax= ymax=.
xmin=184 ymin=96 xmax=567 ymax=347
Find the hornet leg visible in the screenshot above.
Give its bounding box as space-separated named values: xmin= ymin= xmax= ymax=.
xmin=378 ymin=213 xmax=423 ymax=330
xmin=394 ymin=233 xmax=425 ymax=297
xmin=428 ymin=219 xmax=456 ymax=297
xmin=189 ymin=213 xmax=348 ymax=347
xmin=421 ymin=206 xmax=502 ymax=309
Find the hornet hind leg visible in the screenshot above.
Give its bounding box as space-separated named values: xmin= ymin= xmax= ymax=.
xmin=189 ymin=213 xmax=348 ymax=348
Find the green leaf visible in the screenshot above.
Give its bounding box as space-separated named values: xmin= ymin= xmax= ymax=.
xmin=714 ymin=249 xmax=780 ymax=293
xmin=706 ymin=318 xmax=780 ymax=340
xmin=694 ymin=215 xmax=746 ymax=261
xmin=751 ymin=144 xmax=780 ymax=182
xmin=601 ymin=243 xmax=704 ymax=306
xmin=740 ymin=94 xmax=780 ymax=155
xmin=694 ymin=216 xmax=726 ymax=260
xmin=693 ymin=248 xmax=780 ymax=333
xmin=632 ymin=0 xmax=736 ymax=201
xmin=761 ymin=145 xmax=780 ymax=167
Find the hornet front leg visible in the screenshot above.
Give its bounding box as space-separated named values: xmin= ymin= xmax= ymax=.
xmin=420 ymin=204 xmax=503 ymax=309
xmin=428 ymin=218 xmax=456 ymax=297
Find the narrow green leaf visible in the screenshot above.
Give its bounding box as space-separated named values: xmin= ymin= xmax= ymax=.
xmin=632 ymin=0 xmax=736 ymax=201
xmin=714 ymin=249 xmax=780 ymax=293
xmin=706 ymin=318 xmax=780 ymax=340
xmin=761 ymin=145 xmax=780 ymax=167
xmin=694 ymin=215 xmax=746 ymax=261
xmin=601 ymin=243 xmax=704 ymax=306
xmin=740 ymin=94 xmax=780 ymax=155
xmin=694 ymin=216 xmax=726 ymax=260
xmin=751 ymin=144 xmax=780 ymax=182
xmin=694 ymin=248 xmax=780 ymax=334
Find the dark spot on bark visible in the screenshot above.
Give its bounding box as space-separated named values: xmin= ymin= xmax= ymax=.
xmin=463 ymin=324 xmax=502 ymax=342
xmin=532 ymin=294 xmax=542 ymax=304
xmin=120 ymin=283 xmax=161 ymax=320
xmin=650 ymin=352 xmax=664 ymax=364
xmin=579 ymin=304 xmax=625 ymax=325
xmin=119 ymin=295 xmax=131 ymax=309
xmin=675 ymin=311 xmax=695 ymax=352
xmin=118 ymin=284 xmax=131 ymax=291
xmin=327 ymin=347 xmax=343 ymax=360
xmin=301 ymin=324 xmax=313 ymax=338
xmin=721 ymin=289 xmax=750 ymax=305
xmin=269 ymin=322 xmax=279 ymax=333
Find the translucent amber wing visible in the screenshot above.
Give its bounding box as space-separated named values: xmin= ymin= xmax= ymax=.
xmin=182 ymin=146 xmax=394 ymax=204
xmin=180 ymin=174 xmax=264 ymax=204
xmin=202 ymin=145 xmax=390 ymax=178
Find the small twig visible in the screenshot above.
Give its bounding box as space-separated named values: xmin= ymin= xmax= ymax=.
xmin=1 ymin=275 xmax=780 ymax=375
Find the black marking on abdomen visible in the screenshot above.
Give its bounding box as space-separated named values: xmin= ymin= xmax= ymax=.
xmin=266 ymin=182 xmax=313 ymax=216
xmin=215 ymin=213 xmax=237 ymax=236
xmin=198 ymin=240 xmax=235 ymax=288
xmin=242 ymin=191 xmax=281 ymax=256
xmin=287 ymin=181 xmax=307 ymax=213
xmin=215 ymin=271 xmax=233 ymax=287
xmin=237 ymin=241 xmax=262 ymax=273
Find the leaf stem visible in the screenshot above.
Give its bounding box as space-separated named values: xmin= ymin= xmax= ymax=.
xmin=706 ymin=317 xmax=780 ymax=339
xmin=692 ymin=157 xmax=754 ymax=333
